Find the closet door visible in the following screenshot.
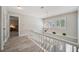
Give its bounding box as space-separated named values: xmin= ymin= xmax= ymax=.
xmin=1 ymin=7 xmax=7 ymax=50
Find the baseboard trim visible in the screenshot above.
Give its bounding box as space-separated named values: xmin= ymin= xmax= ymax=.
xmin=19 ymin=33 xmax=28 ymax=37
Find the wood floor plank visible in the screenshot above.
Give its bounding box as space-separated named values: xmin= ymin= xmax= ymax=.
xmin=3 ymin=36 xmax=44 ymax=52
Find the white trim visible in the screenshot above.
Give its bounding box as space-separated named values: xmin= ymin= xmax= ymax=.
xmin=29 ymin=37 xmax=47 ymax=52
xmin=4 ymin=36 xmax=9 ymax=43
xmin=19 ymin=33 xmax=28 ymax=37
xmin=1 ymin=7 xmax=9 ymax=50
xmin=8 ymin=13 xmax=20 ymax=37
xmin=31 ymin=31 xmax=79 ymax=47
xmin=55 ymin=34 xmax=77 ymax=39
xmin=78 ymin=8 xmax=79 ymax=43
xmin=67 ymin=35 xmax=77 ymax=39
xmin=46 ymin=33 xmax=77 ymax=40
xmin=1 ymin=7 xmax=4 ymax=50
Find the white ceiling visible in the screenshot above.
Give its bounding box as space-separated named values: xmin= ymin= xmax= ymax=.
xmin=6 ymin=6 xmax=79 ymax=18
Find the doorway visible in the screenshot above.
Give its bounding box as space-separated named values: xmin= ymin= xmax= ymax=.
xmin=9 ymin=16 xmax=19 ymax=38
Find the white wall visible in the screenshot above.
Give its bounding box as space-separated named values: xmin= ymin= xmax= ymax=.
xmin=8 ymin=12 xmax=43 ymax=37
xmin=19 ymin=14 xmax=43 ymax=36
xmin=44 ymin=11 xmax=78 ymax=40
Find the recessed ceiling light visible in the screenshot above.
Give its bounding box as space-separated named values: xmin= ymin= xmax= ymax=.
xmin=17 ymin=6 xmax=22 ymax=9
xmin=41 ymin=6 xmax=44 ymax=9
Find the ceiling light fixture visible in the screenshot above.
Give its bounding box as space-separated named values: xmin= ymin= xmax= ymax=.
xmin=17 ymin=6 xmax=22 ymax=9
xmin=41 ymin=6 xmax=44 ymax=9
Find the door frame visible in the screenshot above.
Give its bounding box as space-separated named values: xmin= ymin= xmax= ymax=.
xmin=8 ymin=13 xmax=20 ymax=38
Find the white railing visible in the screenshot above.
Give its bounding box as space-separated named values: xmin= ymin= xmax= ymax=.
xmin=28 ymin=30 xmax=79 ymax=52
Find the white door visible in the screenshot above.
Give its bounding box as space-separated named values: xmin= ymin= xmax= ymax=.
xmin=1 ymin=7 xmax=8 ymax=50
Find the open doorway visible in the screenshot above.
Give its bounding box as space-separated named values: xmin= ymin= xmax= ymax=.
xmin=9 ymin=16 xmax=19 ymax=38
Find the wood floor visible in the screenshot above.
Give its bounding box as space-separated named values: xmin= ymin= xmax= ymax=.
xmin=3 ymin=36 xmax=44 ymax=52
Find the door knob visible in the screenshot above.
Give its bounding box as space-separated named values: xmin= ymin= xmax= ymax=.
xmin=3 ymin=28 xmax=5 ymax=30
